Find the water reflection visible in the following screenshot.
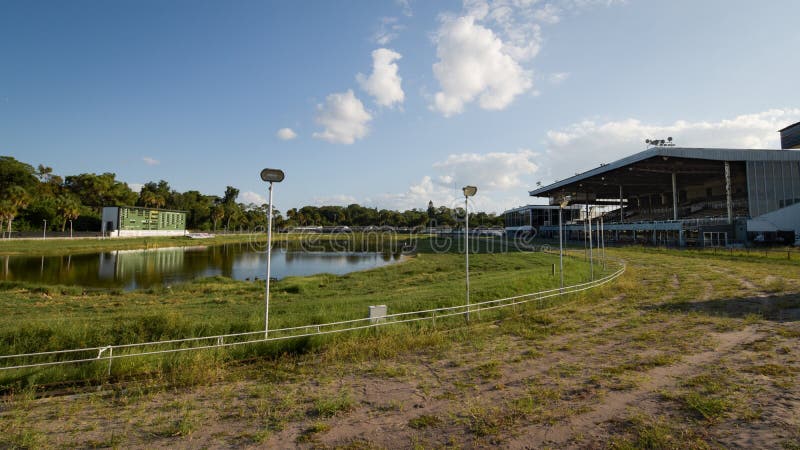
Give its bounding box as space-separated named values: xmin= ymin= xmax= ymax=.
xmin=1 ymin=244 xmax=402 ymax=290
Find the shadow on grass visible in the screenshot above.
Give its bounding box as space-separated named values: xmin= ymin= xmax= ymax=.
xmin=645 ymin=292 xmax=800 ymax=322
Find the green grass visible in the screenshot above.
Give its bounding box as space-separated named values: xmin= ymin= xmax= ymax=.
xmin=0 ymin=244 xmax=600 ymax=390
xmin=2 ymin=244 xmax=799 ymax=448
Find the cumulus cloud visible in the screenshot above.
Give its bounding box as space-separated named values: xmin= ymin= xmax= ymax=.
xmin=240 ymin=191 xmax=267 ymax=205
xmin=431 ymin=0 xmax=625 ymax=116
xmin=432 ymin=149 xmax=539 ymax=190
xmin=534 ymin=4 xmax=562 ymax=24
xmin=374 ymin=149 xmax=541 ymax=212
xmin=276 ymin=128 xmax=297 ymax=140
xmin=312 ymin=90 xmax=373 ymax=144
xmin=142 ymin=157 xmax=159 ymax=166
xmin=128 ymin=183 xmax=144 ymax=193
xmin=539 ymin=108 xmax=800 ymax=182
xmin=312 ymin=194 xmax=358 ymax=206
xmin=357 ymin=48 xmax=405 ymax=108
xmin=432 ymin=15 xmax=533 ymax=116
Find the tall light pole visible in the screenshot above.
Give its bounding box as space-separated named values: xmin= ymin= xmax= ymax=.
xmin=600 ymin=212 xmax=605 ymax=271
xmin=558 ymin=195 xmax=571 ymax=292
xmin=588 ymin=206 xmax=593 ymax=281
xmin=260 ymin=168 xmax=285 ymax=338
xmin=43 ymin=219 xmax=47 ymax=239
xmin=462 ymin=185 xmax=477 ymax=321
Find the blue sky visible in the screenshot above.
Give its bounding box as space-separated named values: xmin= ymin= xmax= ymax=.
xmin=2 ymin=0 xmax=799 ymax=213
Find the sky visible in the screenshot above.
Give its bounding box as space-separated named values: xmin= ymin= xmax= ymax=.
xmin=1 ymin=0 xmax=799 ymax=214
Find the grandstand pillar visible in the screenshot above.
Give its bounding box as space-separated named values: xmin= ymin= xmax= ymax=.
xmin=672 ymin=172 xmax=678 ymax=221
xmin=679 ymin=229 xmax=685 ymax=247
xmin=619 ymin=185 xmax=624 ymax=223
xmin=724 ymin=161 xmax=733 ymax=225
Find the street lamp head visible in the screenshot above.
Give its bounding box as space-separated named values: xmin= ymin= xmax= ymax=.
xmin=462 ymin=185 xmax=477 ymax=197
xmin=260 ymin=168 xmax=285 ymax=183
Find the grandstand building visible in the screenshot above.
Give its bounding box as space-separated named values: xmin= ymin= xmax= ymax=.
xmin=524 ymin=147 xmax=800 ymax=246
xmin=503 ymin=204 xmax=583 ymax=237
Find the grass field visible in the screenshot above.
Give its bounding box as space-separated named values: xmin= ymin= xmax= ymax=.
xmin=0 ymin=241 xmax=601 ymax=389
xmin=1 ymin=245 xmax=799 ymax=448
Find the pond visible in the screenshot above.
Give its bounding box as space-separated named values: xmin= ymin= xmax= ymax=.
xmin=0 ymin=243 xmax=404 ymax=290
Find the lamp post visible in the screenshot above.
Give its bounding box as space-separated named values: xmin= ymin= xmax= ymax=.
xmin=260 ymin=168 xmax=285 ymax=338
xmin=588 ymin=207 xmax=593 ymax=281
xmin=558 ymin=195 xmax=571 ymax=292
xmin=43 ymin=219 xmax=47 ymax=240
xmin=600 ymin=212 xmax=605 ymax=271
xmin=462 ymin=185 xmax=477 ymax=321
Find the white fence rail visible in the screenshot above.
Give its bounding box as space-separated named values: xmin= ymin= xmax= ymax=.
xmin=0 ymin=262 xmax=625 ymax=373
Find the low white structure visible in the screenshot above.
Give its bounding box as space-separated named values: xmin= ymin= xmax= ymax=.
xmin=102 ymin=206 xmax=187 ymax=238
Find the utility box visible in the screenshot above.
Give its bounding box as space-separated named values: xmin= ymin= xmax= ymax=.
xmin=369 ymin=305 xmax=387 ymax=324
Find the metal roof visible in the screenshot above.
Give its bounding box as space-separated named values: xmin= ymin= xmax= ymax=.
xmin=778 ymin=121 xmax=800 ymax=132
xmin=529 ymin=147 xmax=800 ymax=197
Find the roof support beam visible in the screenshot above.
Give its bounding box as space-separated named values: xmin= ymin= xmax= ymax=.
xmin=672 ymin=172 xmax=678 ymax=221
xmin=725 ymin=161 xmax=733 ymax=225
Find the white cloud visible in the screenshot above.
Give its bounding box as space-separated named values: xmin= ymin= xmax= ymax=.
xmin=548 ymin=72 xmax=570 ymax=84
xmin=357 ymin=48 xmax=405 ymax=108
xmin=142 ymin=157 xmax=160 ymax=166
xmin=128 ymin=183 xmax=144 ymax=193
xmin=240 ymin=191 xmax=267 ymax=205
xmin=276 ymin=128 xmax=297 ymax=140
xmin=432 ymin=149 xmax=539 ymax=190
xmin=374 ymin=17 xmax=405 ymax=45
xmin=540 ymin=108 xmax=800 ymax=182
xmin=534 ymin=4 xmax=562 ymax=24
xmin=374 ymin=149 xmax=541 ymax=213
xmin=396 ymin=0 xmax=413 ymax=17
xmin=431 ymin=0 xmax=624 ymax=116
xmin=312 ymin=194 xmax=358 ymax=206
xmin=312 ymin=90 xmax=373 ymax=144
xmin=432 ymin=15 xmax=533 ymax=116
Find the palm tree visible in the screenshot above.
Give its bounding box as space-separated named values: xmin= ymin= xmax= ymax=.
xmin=211 ymin=205 xmax=225 ymax=232
xmin=2 ymin=186 xmax=30 ymax=237
xmin=36 ymin=164 xmax=53 ymax=182
xmin=0 ymin=200 xmax=10 ymax=238
xmin=140 ymin=191 xmax=165 ymax=209
xmin=56 ymin=195 xmax=81 ymax=232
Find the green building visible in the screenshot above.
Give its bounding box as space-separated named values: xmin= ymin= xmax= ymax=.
xmin=102 ymin=206 xmax=187 ymax=237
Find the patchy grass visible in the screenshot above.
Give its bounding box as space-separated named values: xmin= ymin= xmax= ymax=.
xmin=408 ymin=414 xmax=442 ymax=429
xmin=1 ymin=245 xmax=799 ymax=448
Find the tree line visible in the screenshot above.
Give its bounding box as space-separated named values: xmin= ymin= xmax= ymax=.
xmin=0 ymin=155 xmax=503 ymax=234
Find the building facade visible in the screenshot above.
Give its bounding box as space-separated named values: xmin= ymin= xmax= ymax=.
xmin=526 ymin=147 xmax=800 ymax=246
xmin=101 ymin=206 xmax=187 ymax=237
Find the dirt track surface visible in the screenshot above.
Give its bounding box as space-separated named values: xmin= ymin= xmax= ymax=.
xmin=2 ymin=249 xmax=800 ymax=448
